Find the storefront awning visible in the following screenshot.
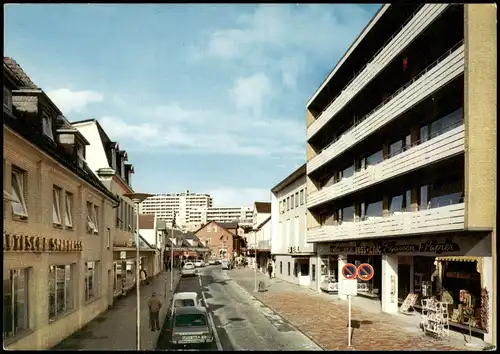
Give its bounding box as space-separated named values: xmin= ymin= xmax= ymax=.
xmin=436 ymin=256 xmax=479 ymax=262
xmin=291 ymin=253 xmax=315 ymax=257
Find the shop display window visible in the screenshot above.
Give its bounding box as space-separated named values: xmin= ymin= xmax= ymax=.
xmin=49 ymin=264 xmax=73 ymax=320
xmin=3 ymin=268 xmax=29 ymax=339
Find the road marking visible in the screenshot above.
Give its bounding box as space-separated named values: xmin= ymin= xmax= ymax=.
xmin=201 ymin=291 xmax=222 ymax=351
xmin=198 ymin=275 xmax=202 ymax=287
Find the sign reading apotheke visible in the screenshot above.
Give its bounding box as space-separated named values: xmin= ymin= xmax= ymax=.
xmin=328 ymin=239 xmax=460 ymax=255
xmin=3 ymin=233 xmax=83 ymax=252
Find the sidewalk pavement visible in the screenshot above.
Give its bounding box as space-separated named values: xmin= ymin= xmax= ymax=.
xmin=53 ymin=270 xmax=180 ymax=350
xmin=228 ymin=268 xmax=470 ymax=351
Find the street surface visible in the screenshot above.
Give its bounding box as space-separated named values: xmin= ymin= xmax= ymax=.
xmin=156 ymin=265 xmax=322 ymax=351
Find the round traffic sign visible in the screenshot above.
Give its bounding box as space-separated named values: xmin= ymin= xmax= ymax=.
xmin=357 ymin=263 xmax=374 ymax=281
xmin=341 ymin=263 xmax=358 ymax=279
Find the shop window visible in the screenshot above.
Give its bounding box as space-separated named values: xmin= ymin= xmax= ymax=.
xmin=11 ymin=167 xmax=28 ymax=219
xmin=428 ymin=181 xmax=463 ymax=209
xmin=64 ymin=192 xmax=73 ymax=228
xmin=280 ymin=261 xmax=282 ymax=274
xmin=49 ymin=265 xmax=74 ymax=320
xmin=287 ymin=262 xmax=291 ymax=276
xmin=53 ymin=186 xmax=62 ymax=225
xmin=3 ymin=268 xmax=29 ymax=338
xmin=294 ymin=263 xmax=299 ymax=277
xmin=300 ymin=263 xmax=309 ymax=276
xmin=85 ymin=261 xmax=100 ymax=303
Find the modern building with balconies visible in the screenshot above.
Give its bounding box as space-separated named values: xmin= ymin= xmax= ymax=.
xmin=305 ymin=4 xmax=496 ymax=344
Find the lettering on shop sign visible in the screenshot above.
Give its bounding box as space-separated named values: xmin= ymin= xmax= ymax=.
xmin=329 ymin=239 xmax=460 ymax=255
xmin=3 ymin=234 xmax=83 ymax=252
xmin=288 ymin=246 xmax=300 ymax=253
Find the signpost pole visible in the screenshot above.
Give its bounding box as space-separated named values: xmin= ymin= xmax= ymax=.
xmin=348 ymin=294 xmax=352 ymax=347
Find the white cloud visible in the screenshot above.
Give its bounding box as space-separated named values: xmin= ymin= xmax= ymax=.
xmin=195 ymin=4 xmax=375 ymax=87
xmin=209 ymin=188 xmax=271 ymax=207
xmin=97 ymin=102 xmax=305 ymax=157
xmin=229 ymin=73 xmax=272 ymax=114
xmin=46 ymin=88 xmax=103 ymax=114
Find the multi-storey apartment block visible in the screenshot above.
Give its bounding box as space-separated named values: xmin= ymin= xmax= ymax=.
xmin=138 ymin=191 xmax=213 ymax=226
xmin=3 ymin=58 xmax=120 ymax=349
xmin=271 ymin=164 xmax=315 ymax=288
xmin=305 ymin=4 xmax=496 ymax=344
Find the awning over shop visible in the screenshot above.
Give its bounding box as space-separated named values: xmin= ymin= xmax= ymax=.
xmin=291 ymin=253 xmax=315 ymax=258
xmin=436 ymin=256 xmax=479 ymax=262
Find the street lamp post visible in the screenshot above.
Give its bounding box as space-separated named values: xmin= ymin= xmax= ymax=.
xmin=253 ymin=229 xmax=258 ymax=292
xmin=170 ymin=212 xmax=176 ymax=292
xmin=123 ymin=192 xmax=153 ymax=351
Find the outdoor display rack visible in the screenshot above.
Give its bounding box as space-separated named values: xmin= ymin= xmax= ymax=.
xmin=421 ymin=298 xmax=450 ymax=339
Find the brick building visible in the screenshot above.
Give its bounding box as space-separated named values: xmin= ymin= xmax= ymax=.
xmin=194 ymin=221 xmax=244 ymax=259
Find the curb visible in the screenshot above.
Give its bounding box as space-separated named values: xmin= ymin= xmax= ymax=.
xmin=227 ymin=271 xmax=326 ymax=351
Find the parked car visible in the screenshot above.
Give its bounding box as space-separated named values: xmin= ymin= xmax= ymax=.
xmin=181 ymin=262 xmax=196 ymax=277
xmin=194 ymin=259 xmax=205 ymax=268
xmin=208 ymin=259 xmax=216 ymax=265
xmin=169 ymin=306 xmax=213 ymax=349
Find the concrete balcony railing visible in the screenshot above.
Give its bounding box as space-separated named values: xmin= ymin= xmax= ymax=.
xmin=308 ymin=123 xmax=465 ymax=208
xmin=307 ymin=203 xmax=465 ymax=243
xmin=307 ymin=4 xmax=450 ymax=141
xmin=308 ymin=41 xmax=464 ymax=174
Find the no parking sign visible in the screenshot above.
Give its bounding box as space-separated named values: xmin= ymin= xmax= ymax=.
xmin=357 ymin=263 xmax=374 ymax=281
xmin=341 ymin=263 xmax=358 ymax=279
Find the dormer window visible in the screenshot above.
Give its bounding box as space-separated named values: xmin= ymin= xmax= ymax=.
xmin=42 ymin=113 xmax=54 ymax=140
xmin=111 ymin=148 xmax=117 ymax=170
xmin=76 ymin=145 xmax=85 ymax=168
xmin=3 ymin=87 xmax=12 ymax=111
xmin=120 ymin=159 xmax=125 ymax=178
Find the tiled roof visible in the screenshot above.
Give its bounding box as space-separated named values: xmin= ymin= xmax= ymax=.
xmin=139 ymin=214 xmax=155 ymax=229
xmin=4 ymin=57 xmax=38 ymax=88
xmin=218 ymin=222 xmax=239 ymax=229
xmin=3 ymin=58 xmax=119 ymax=204
xmin=255 ymin=202 xmax=271 ymax=214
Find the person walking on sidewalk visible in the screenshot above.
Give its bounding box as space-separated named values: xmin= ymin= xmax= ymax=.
xmin=148 ymin=292 xmax=163 ymax=331
xmin=267 ymin=262 xmax=273 ymax=279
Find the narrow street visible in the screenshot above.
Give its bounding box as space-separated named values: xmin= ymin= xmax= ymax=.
xmin=156 ymin=265 xmax=322 ymax=351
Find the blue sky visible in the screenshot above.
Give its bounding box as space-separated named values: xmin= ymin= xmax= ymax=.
xmin=4 ymin=4 xmax=380 ymax=206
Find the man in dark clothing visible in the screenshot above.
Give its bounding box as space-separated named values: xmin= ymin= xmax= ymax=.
xmin=148 ymin=292 xmax=162 ymax=331
xmin=267 ymin=262 xmax=273 ymax=279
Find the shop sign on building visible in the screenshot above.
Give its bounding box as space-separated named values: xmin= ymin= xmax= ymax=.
xmin=288 ymin=246 xmax=300 ymax=253
xmin=3 ymin=233 xmax=83 ymax=252
xmin=325 ymin=238 xmax=460 ymax=255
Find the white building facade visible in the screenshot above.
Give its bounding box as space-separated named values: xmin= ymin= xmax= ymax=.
xmin=305 ymin=4 xmax=496 ymax=344
xmin=271 ymin=164 xmax=314 ymax=287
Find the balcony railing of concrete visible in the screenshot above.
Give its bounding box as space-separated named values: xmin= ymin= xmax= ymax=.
xmin=307 ymin=202 xmax=465 ymax=243
xmin=307 ymin=4 xmax=450 ymax=141
xmin=308 ymin=40 xmax=464 ymax=174
xmin=307 ymin=122 xmax=465 ymax=208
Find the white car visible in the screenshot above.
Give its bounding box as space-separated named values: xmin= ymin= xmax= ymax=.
xmin=171 ymin=292 xmax=202 ymax=316
xmin=181 ymin=262 xmax=196 ymax=277
xmin=208 ymin=260 xmax=216 ymax=265
xmin=221 ymin=260 xmax=229 ymax=270
xmin=194 ymin=259 xmax=205 ymax=268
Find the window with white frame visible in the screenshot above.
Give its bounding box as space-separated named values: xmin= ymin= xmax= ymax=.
xmin=300 ymin=189 xmax=304 ymax=205
xmin=53 ymin=186 xmax=62 ymax=225
xmin=3 ymin=87 xmax=12 ymax=111
xmin=65 ymin=192 xmax=73 ymax=228
xmin=106 ymin=228 xmax=111 ymax=249
xmin=11 ymin=167 xmax=28 ymax=218
xmin=3 ymin=268 xmax=29 ymax=338
xmin=86 ymin=202 xmax=98 ymax=233
xmin=42 ymin=113 xmax=54 ymax=140
xmin=85 ymin=261 xmax=100 ymax=302
xmin=94 ymin=205 xmax=99 ymax=232
xmin=48 ymin=264 xmax=73 ymax=319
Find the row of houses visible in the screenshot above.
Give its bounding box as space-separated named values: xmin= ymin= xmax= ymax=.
xmin=2 ymin=58 xmax=163 ymax=349
xmin=268 ymin=4 xmax=496 ymax=346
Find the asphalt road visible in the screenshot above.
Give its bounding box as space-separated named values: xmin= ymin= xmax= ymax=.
xmin=156 ymin=265 xmax=322 ymax=351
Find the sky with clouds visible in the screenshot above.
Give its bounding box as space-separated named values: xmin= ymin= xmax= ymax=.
xmin=4 ymin=4 xmax=380 ymax=206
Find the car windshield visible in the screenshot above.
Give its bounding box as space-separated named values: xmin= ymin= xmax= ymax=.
xmin=174 ymin=314 xmax=207 ymax=327
xmin=175 ymin=299 xmax=195 ymax=307
xmin=184 ymin=264 xmax=194 ymax=269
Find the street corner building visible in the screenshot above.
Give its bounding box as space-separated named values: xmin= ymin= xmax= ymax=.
xmin=304 ymin=4 xmax=496 ymax=345
xmin=270 ymin=164 xmax=317 ymax=287
xmin=194 ymin=221 xmax=245 ymax=260
xmin=3 ymin=58 xmax=122 ymax=349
